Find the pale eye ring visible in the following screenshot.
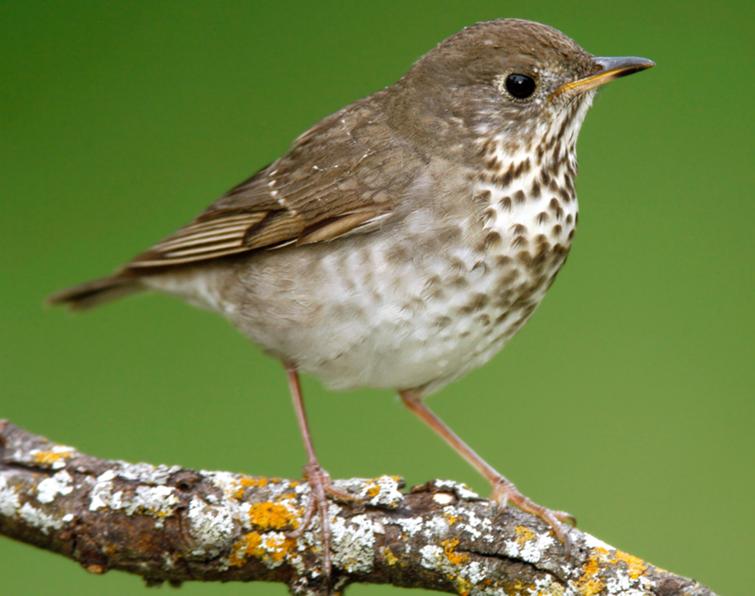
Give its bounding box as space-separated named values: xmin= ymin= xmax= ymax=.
xmin=505 ymin=73 xmax=537 ymax=99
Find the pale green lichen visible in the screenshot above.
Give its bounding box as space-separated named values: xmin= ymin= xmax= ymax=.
xmin=329 ymin=507 xmax=376 ymax=574
xmin=187 ymin=496 xmax=237 ymax=557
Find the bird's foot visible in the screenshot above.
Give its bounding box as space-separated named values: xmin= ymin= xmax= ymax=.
xmin=491 ymin=476 xmax=576 ymax=545
xmin=288 ymin=462 xmax=360 ymax=580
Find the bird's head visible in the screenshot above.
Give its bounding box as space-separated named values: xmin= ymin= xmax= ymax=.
xmin=390 ymin=19 xmax=653 ymax=155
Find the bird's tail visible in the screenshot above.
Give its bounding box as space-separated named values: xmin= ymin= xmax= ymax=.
xmin=48 ymin=273 xmax=142 ymax=310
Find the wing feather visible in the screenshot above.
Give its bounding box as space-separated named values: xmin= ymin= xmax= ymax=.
xmin=123 ymin=98 xmax=421 ymax=272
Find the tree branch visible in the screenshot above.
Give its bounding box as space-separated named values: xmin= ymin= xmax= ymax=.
xmin=0 ymin=420 xmax=715 ymax=595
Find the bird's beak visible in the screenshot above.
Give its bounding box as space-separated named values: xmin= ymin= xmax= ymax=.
xmin=553 ymin=56 xmax=655 ymax=97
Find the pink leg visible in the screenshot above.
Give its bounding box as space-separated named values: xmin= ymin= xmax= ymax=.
xmin=285 ymin=365 xmax=355 ymax=579
xmin=400 ymin=390 xmax=575 ymax=542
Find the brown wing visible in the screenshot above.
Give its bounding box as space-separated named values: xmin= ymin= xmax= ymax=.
xmin=126 ymin=99 xmax=420 ymax=269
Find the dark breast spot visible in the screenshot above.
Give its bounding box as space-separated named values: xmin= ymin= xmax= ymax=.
xmin=473 ymin=189 xmax=492 ymax=206
xmin=530 ymin=180 xmax=542 ymax=199
xmin=483 ymin=231 xmax=503 ymax=250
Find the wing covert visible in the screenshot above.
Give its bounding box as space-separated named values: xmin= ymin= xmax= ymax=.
xmin=127 ymin=99 xmax=418 ymax=270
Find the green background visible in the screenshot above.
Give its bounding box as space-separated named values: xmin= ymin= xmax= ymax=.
xmin=2 ymin=2 xmax=752 ymax=594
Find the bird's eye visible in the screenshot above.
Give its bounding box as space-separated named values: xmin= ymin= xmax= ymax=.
xmin=505 ymin=74 xmax=537 ymax=99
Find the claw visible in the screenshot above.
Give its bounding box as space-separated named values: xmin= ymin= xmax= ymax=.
xmin=492 ymin=478 xmax=575 ymax=545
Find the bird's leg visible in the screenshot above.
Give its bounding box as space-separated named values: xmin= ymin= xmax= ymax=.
xmin=284 ymin=365 xmax=354 ymax=579
xmin=399 ymin=390 xmax=576 ymax=543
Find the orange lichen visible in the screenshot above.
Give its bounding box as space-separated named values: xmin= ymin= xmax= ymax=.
xmin=575 ymin=548 xmax=608 ymax=596
xmin=382 ymin=546 xmax=399 ymax=566
xmin=444 ymin=512 xmax=459 ymax=526
xmin=514 ymin=525 xmax=536 ymax=547
xmin=441 ymin=538 xmax=469 ymax=567
xmin=612 ymin=549 xmax=647 ymax=579
xmin=248 ymin=501 xmax=298 ymax=531
xmin=233 ymin=476 xmax=269 ymax=499
xmin=228 ymin=531 xmax=296 ymax=567
xmin=228 ymin=532 xmax=263 ymax=567
xmin=367 ymin=484 xmax=381 ymax=498
xmin=32 ymin=450 xmax=73 ymax=466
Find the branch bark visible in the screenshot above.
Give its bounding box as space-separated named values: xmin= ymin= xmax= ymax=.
xmin=0 ymin=420 xmax=715 ymax=595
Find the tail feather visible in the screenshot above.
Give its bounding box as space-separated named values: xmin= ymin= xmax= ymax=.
xmin=48 ymin=274 xmax=142 ymax=310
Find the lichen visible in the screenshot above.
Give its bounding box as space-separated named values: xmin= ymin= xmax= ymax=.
xmin=228 ymin=530 xmax=297 ymax=569
xmin=248 ymin=501 xmax=299 ymax=531
xmin=233 ymin=476 xmax=269 ymax=499
xmin=434 ymin=479 xmax=480 ymax=501
xmin=88 ymin=468 xmax=178 ymax=526
xmin=187 ymin=496 xmax=236 ymax=557
xmin=0 ymin=476 xmax=20 ymax=517
xmin=382 ymin=546 xmax=399 ymax=566
xmin=612 ymin=549 xmax=647 ymax=580
xmin=433 ymin=492 xmax=456 ymax=505
xmin=419 ymin=539 xmax=482 ymax=595
xmin=30 ymin=445 xmax=75 ymax=469
xmin=569 ymin=545 xmax=655 ymax=596
xmin=330 ymin=509 xmax=376 ymax=574
xmin=441 ymin=538 xmax=470 ymax=566
xmin=37 ymin=470 xmax=73 ymax=504
xmin=574 ymin=549 xmax=605 ymax=596
xmin=332 ymin=476 xmax=405 ymax=509
xmin=503 ymin=524 xmax=554 ymax=563
xmin=18 ymin=502 xmax=69 ymax=534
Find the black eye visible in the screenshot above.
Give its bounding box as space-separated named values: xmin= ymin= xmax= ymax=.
xmin=505 ymin=73 xmax=536 ymax=99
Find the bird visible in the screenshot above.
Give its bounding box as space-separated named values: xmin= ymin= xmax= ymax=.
xmin=50 ymin=18 xmax=653 ymax=576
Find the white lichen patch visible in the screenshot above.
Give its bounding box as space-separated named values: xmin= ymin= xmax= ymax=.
xmin=582 ymin=532 xmax=614 ymax=551
xmin=89 ymin=469 xmax=117 ymax=511
xmin=388 ymin=515 xmax=423 ymax=537
xmin=503 ymin=528 xmax=554 ymax=563
xmin=0 ymin=476 xmax=21 ymax=517
xmin=333 ymin=476 xmax=404 ymax=509
xmin=19 ymin=502 xmax=69 ymax=534
xmin=433 ymin=492 xmax=455 ymax=505
xmin=330 ymin=509 xmax=376 ymax=574
xmin=88 ymin=469 xmax=178 ymax=526
xmin=133 ymin=485 xmax=179 ymax=526
xmin=37 ymin=470 xmax=74 ymax=504
xmin=434 ymin=479 xmax=480 ymax=500
xmin=204 ymin=471 xmax=242 ymax=499
xmin=116 ymin=462 xmax=180 ymax=485
xmin=187 ymin=496 xmax=237 ymax=557
xmin=459 ymin=507 xmax=495 ymax=542
xmin=423 ymin=513 xmax=450 ymax=538
xmin=419 ymin=540 xmax=495 ymax=594
xmin=419 ymin=544 xmax=444 ymax=570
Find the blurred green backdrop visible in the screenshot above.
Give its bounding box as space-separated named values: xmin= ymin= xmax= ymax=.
xmin=1 ymin=2 xmax=752 ymax=594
